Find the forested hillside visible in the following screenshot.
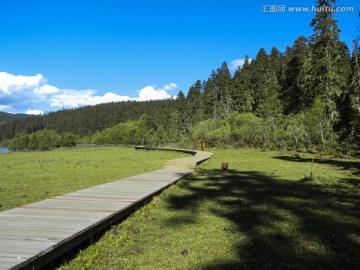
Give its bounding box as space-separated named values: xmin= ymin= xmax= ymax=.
xmin=0 ymin=112 xmax=32 ymax=124
xmin=2 ymin=0 xmax=360 ymax=153
xmin=0 ymin=100 xmax=170 ymax=139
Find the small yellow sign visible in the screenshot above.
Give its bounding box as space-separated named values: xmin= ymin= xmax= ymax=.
xmin=199 ymin=140 xmax=205 ymax=150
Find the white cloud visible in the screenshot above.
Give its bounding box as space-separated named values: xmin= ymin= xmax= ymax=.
xmin=0 ymin=72 xmax=46 ymax=113
xmin=0 ymin=72 xmax=58 ymax=113
xmin=0 ymin=105 xmax=13 ymax=111
xmin=88 ymin=92 xmax=132 ymax=105
xmin=0 ymin=72 xmax=45 ymax=94
xmin=26 ymin=109 xmax=43 ymax=115
xmin=50 ymin=89 xmax=96 ymax=107
xmin=50 ymin=84 xmax=177 ymax=107
xmin=163 ymin=83 xmax=178 ymax=91
xmin=50 ymin=90 xmax=132 ymax=107
xmin=228 ymin=58 xmax=253 ymax=71
xmin=0 ymin=71 xmax=178 ymax=113
xmin=137 ymin=85 xmax=174 ymax=101
xmin=34 ymin=84 xmax=60 ymax=95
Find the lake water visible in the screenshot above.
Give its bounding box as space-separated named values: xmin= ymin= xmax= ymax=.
xmin=0 ymin=147 xmax=9 ymax=154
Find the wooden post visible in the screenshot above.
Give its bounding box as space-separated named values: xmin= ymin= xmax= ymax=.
xmin=222 ymin=162 xmax=229 ymax=171
xmin=199 ymin=140 xmax=205 ymax=151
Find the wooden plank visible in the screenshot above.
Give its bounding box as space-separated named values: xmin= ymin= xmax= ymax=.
xmin=23 ymin=199 xmax=131 ymax=211
xmin=0 ymin=147 xmax=212 ymax=270
xmin=0 ymin=207 xmax=110 ymax=220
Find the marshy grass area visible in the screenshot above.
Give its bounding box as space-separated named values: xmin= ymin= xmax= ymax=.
xmin=0 ymin=147 xmax=188 ymax=211
xmin=58 ymin=148 xmax=360 ymax=270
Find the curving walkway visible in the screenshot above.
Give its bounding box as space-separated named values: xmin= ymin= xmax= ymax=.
xmin=0 ymin=147 xmax=212 ymax=270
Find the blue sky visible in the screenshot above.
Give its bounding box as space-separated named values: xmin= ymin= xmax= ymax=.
xmin=0 ymin=0 xmax=359 ymax=114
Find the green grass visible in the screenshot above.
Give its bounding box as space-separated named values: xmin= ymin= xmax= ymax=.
xmin=58 ymin=148 xmax=360 ymax=270
xmin=0 ymin=146 xmax=188 ymax=211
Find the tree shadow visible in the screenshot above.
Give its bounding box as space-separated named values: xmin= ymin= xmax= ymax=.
xmin=164 ymin=168 xmax=360 ymax=269
xmin=342 ymin=177 xmax=360 ymax=188
xmin=274 ymin=155 xmax=360 ymax=176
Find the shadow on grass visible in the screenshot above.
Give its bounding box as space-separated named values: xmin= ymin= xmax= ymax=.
xmin=274 ymin=155 xmax=360 ymax=176
xmin=165 ymin=168 xmax=360 ymax=270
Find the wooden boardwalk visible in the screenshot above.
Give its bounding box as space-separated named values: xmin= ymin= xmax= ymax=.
xmin=0 ymin=147 xmax=212 ymax=270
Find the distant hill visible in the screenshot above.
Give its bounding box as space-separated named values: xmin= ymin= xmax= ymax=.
xmin=0 ymin=112 xmax=32 ymax=123
xmin=0 ymin=100 xmax=171 ymax=140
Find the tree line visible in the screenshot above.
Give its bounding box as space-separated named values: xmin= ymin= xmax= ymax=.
xmin=0 ymin=100 xmax=169 ymax=140
xmin=2 ymin=0 xmax=360 ymax=154
xmin=0 ymin=112 xmax=31 ymax=124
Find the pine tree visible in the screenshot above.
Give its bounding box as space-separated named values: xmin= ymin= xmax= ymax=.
xmin=233 ymin=55 xmax=254 ymax=113
xmin=269 ymin=47 xmax=284 ymax=85
xmin=173 ymin=90 xmax=191 ymax=136
xmin=186 ymin=80 xmax=204 ymax=123
xmin=336 ymin=42 xmax=360 ymax=147
xmin=351 ymin=24 xmax=360 ymax=148
xmin=352 ymin=25 xmax=360 ymax=88
xmin=212 ymin=62 xmax=232 ymax=118
xmin=308 ymin=0 xmax=350 ymax=119
xmin=187 ymin=80 xmax=202 ymax=102
xmin=251 ymin=48 xmax=282 ymax=118
xmin=203 ymin=76 xmax=217 ymax=119
xmin=282 ymin=36 xmax=310 ymax=114
xmin=202 ymin=63 xmax=233 ymax=119
xmin=177 ymin=90 xmax=186 ymax=102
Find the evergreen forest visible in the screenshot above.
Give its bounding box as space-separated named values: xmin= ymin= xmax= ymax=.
xmin=1 ymin=0 xmax=360 ymax=154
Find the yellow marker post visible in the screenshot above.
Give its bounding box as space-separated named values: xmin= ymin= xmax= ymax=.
xmin=199 ymin=140 xmax=205 ymax=151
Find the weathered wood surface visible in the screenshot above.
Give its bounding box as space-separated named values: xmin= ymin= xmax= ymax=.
xmin=0 ymin=147 xmax=212 ymax=270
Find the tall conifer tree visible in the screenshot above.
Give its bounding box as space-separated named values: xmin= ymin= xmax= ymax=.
xmin=233 ymin=56 xmax=254 ymax=113
xmin=282 ymin=36 xmax=310 ymax=114
xmin=251 ymin=48 xmax=282 ymax=117
xmin=213 ymin=62 xmax=232 ymax=118
xmin=186 ymin=80 xmax=204 ymax=123
xmin=308 ymin=0 xmax=349 ymax=119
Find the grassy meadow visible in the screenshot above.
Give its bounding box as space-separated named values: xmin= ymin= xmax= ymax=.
xmin=0 ymin=147 xmax=187 ymax=211
xmin=57 ymin=148 xmax=360 ymax=270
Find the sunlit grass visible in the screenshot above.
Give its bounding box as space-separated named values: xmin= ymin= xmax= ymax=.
xmin=0 ymin=146 xmax=187 ymax=211
xmin=58 ymin=148 xmax=360 ymax=269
